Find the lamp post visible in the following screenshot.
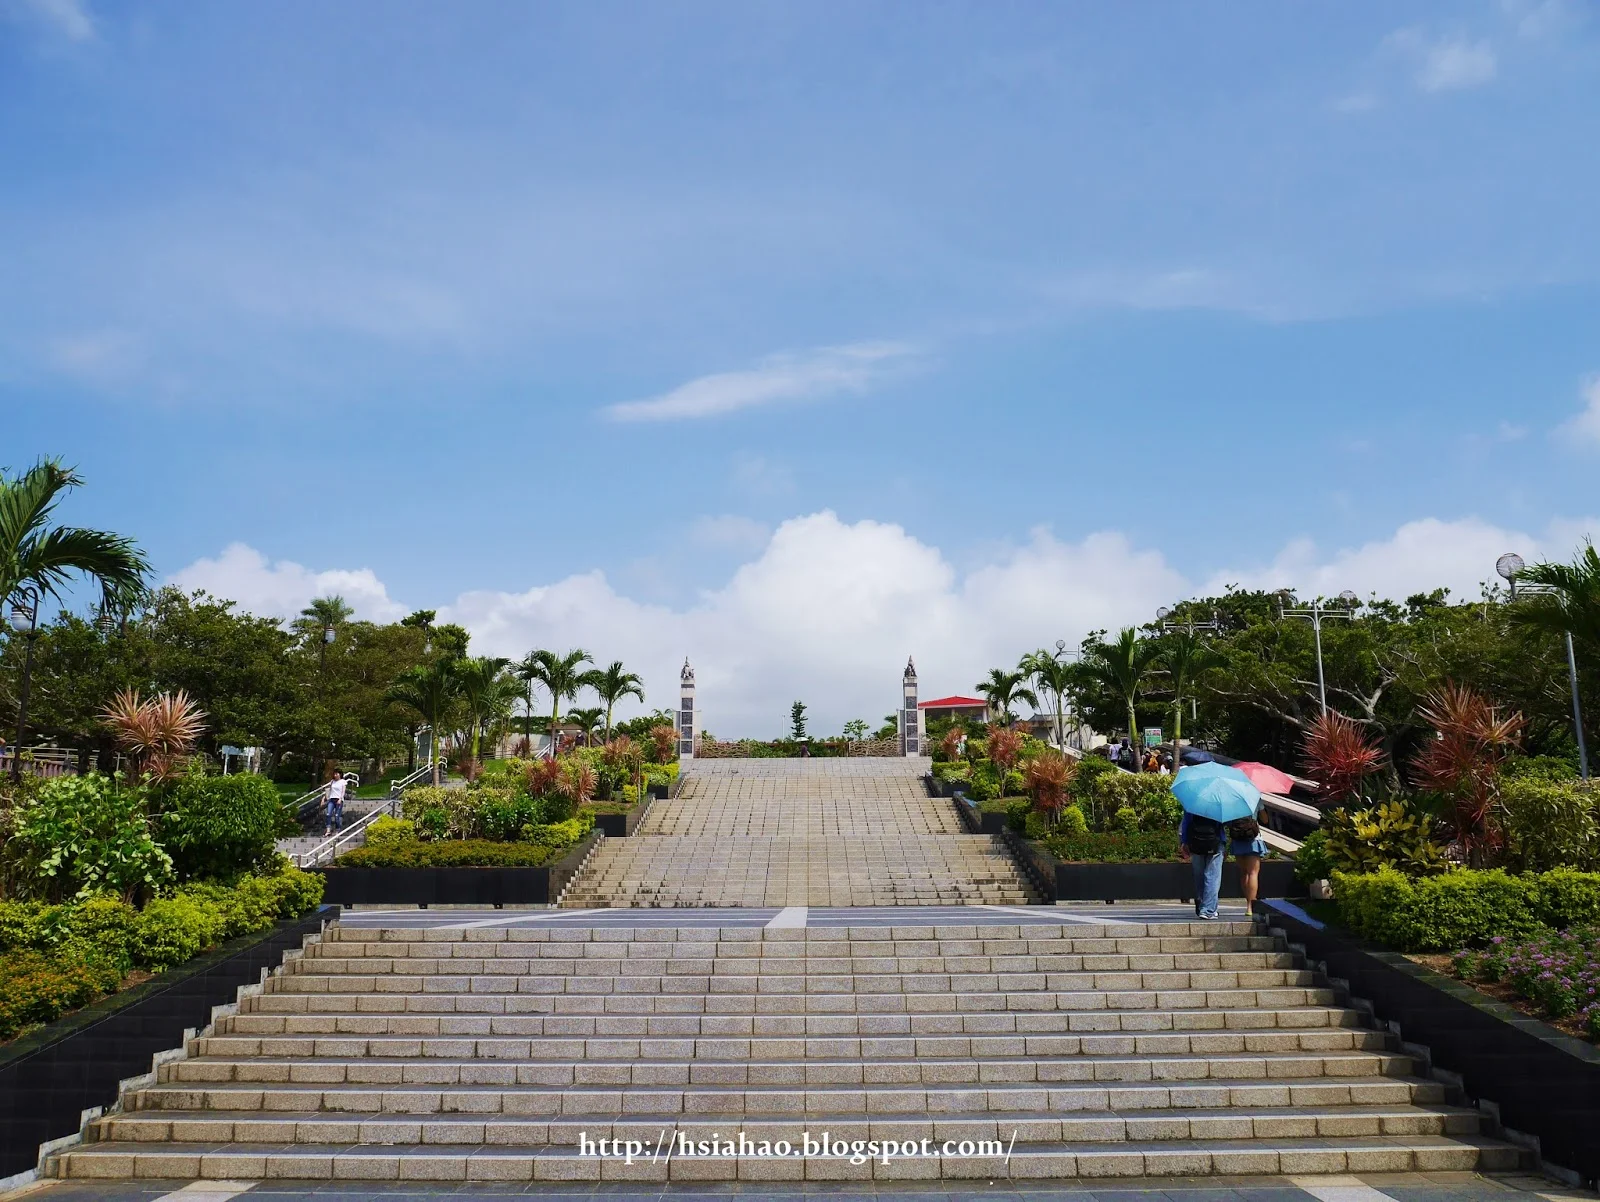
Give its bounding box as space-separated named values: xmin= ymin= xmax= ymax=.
xmin=1498 ymin=552 xmax=1589 ymax=780
xmin=1278 ymin=590 xmax=1358 ymax=716
xmin=9 ymin=589 xmax=40 ymax=783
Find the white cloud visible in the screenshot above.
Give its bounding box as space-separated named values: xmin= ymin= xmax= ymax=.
xmin=605 ymin=342 xmax=918 ymax=422
xmin=1558 ymin=376 xmax=1600 ymax=449
xmin=15 ymin=0 xmax=94 ymax=40
xmin=1390 ymin=30 xmax=1498 ymax=92
xmin=175 ymin=512 xmax=1598 ymax=737
xmin=167 ymin=543 xmax=406 ymax=624
xmin=1200 ymin=515 xmax=1597 ymax=603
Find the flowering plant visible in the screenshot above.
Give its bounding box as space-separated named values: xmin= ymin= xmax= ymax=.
xmin=1453 ymin=926 xmax=1600 ymax=1040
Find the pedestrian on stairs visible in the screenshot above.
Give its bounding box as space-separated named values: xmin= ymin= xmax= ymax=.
xmin=324 ymin=772 xmax=347 ymax=837
xmin=1178 ymin=809 xmax=1225 ymax=920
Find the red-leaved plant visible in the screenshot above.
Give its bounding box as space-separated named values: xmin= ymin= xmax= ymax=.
xmin=1301 ymin=710 xmax=1385 ymax=808
xmin=987 ymin=725 xmax=1025 ymax=776
xmin=1411 ymin=683 xmax=1525 ymax=867
xmin=1024 ymin=750 xmax=1075 ymax=818
xmin=100 ymin=689 xmax=207 ymax=782
xmin=648 ymin=723 xmax=677 ymax=763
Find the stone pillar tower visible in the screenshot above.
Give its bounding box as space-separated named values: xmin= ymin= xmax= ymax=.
xmin=677 ymin=658 xmax=697 ymax=761
xmin=900 ymin=657 xmax=920 ymax=757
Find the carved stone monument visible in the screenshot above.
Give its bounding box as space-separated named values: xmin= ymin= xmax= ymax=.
xmin=900 ymin=656 xmax=920 ymax=756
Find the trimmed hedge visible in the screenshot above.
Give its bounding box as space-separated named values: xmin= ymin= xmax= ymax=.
xmin=1040 ymin=829 xmax=1182 ymax=864
xmin=1333 ymin=867 xmax=1600 ymax=952
xmin=333 ymin=839 xmax=566 ymax=868
xmin=0 ymin=867 xmax=324 ymax=1041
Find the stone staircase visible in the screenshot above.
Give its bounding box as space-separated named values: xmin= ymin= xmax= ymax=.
xmin=561 ymin=757 xmax=1036 ymax=907
xmin=53 ymin=921 xmax=1524 ymax=1183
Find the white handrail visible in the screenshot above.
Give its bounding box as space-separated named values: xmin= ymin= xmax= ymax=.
xmin=293 ymin=798 xmax=396 ymax=868
xmin=293 ymin=761 xmax=433 ymax=868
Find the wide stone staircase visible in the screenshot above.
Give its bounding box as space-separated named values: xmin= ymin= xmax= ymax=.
xmin=53 ymin=921 xmax=1524 ymax=1182
xmin=560 ymin=757 xmax=1036 ymax=907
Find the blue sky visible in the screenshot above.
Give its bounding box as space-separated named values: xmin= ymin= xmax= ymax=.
xmin=4 ymin=1 xmax=1599 ymax=732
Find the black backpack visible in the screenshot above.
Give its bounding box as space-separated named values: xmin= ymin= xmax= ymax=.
xmin=1186 ymin=816 xmax=1223 ymax=855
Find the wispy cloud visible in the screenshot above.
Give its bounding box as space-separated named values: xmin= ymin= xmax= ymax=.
xmin=605 ymin=341 xmax=919 ymax=422
xmin=15 ymin=0 xmax=94 ymax=40
xmin=1558 ymin=376 xmax=1600 ymax=450
xmin=1384 ymin=28 xmax=1498 ymax=92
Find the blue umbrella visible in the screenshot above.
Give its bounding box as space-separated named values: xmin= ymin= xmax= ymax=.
xmin=1171 ymin=762 xmax=1261 ymax=823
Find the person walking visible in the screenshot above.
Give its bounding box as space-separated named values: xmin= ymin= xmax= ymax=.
xmin=1229 ymin=813 xmax=1267 ymax=915
xmin=324 ymin=771 xmax=347 ymax=838
xmin=1179 ymin=808 xmax=1226 ymax=920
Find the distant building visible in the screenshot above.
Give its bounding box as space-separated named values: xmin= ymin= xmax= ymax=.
xmin=917 ymin=695 xmax=990 ymax=728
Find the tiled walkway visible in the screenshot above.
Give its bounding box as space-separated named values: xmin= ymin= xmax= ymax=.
xmin=14 ymin=1169 xmax=1598 ymax=1201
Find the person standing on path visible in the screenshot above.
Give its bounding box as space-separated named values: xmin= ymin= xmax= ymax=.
xmin=1179 ymin=809 xmax=1225 ymax=920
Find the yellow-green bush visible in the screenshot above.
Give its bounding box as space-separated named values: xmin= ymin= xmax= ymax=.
xmin=1332 ymin=866 xmax=1600 ymax=951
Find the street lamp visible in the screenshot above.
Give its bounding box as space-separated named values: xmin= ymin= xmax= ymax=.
xmin=9 ymin=589 xmax=40 ymax=783
xmin=1498 ymin=552 xmax=1588 ymax=780
xmin=1278 ymin=590 xmax=1358 ymax=715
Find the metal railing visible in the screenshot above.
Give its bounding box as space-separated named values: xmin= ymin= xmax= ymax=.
xmin=293 ymin=761 xmax=433 ymax=869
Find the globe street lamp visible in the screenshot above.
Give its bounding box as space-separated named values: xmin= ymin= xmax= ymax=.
xmin=1278 ymin=590 xmax=1359 ymax=716
xmin=9 ymin=588 xmax=40 ymax=783
xmin=1498 ymin=552 xmax=1588 ymax=780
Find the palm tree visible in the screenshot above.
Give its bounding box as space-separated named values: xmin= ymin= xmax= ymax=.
xmin=1080 ymin=628 xmax=1160 ymax=771
xmin=976 ymin=667 xmax=1038 ymax=727
xmin=1 ymin=458 xmax=148 ymax=612
xmin=569 ymin=706 xmax=605 ymax=747
xmin=1509 ymin=542 xmax=1600 ymax=773
xmin=387 ymin=659 xmax=462 ymax=784
xmin=454 ymin=656 xmax=515 ymax=764
xmin=1020 ymin=650 xmax=1077 ymax=751
xmin=520 ymin=648 xmax=595 ymax=754
xmin=1158 ymin=630 xmax=1222 ymax=761
xmin=1511 ymin=541 xmax=1600 ymax=655
xmin=590 ymin=661 xmax=645 ymax=741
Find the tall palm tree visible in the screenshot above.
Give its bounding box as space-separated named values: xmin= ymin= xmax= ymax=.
xmin=387 ymin=658 xmax=462 ymax=785
xmin=1158 ymin=630 xmax=1222 ymax=760
xmin=976 ymin=667 xmax=1039 ymax=727
xmin=1 ymin=458 xmax=148 ymax=612
xmin=521 ymin=648 xmax=595 ymax=754
xmin=590 ymin=661 xmax=645 ymax=741
xmin=1080 ymin=627 xmax=1160 ymax=771
xmin=1020 ymin=650 xmax=1076 ymax=750
xmin=293 ymin=594 xmax=354 ymax=648
xmin=454 ymin=656 xmax=515 ymax=764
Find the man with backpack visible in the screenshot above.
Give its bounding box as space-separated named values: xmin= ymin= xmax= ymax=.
xmin=1179 ymin=809 xmax=1226 ymax=920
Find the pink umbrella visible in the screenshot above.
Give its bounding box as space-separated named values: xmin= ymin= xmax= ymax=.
xmin=1231 ymin=761 xmax=1296 ymax=795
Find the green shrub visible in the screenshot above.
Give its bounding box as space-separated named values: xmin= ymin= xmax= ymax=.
xmin=1041 ymin=829 xmax=1181 ymax=863
xmin=1333 ymin=868 xmax=1546 ymax=951
xmin=0 ymin=951 xmax=113 ymax=1041
xmin=1056 ymin=805 xmax=1089 ymax=836
xmin=1022 ymin=811 xmax=1051 ymax=839
xmin=1322 ymin=802 xmax=1448 ymax=877
xmin=1500 ymin=754 xmax=1580 ymax=784
xmin=1293 ymin=829 xmax=1334 ymax=884
xmin=967 ymin=769 xmax=1000 ymax=802
xmin=479 ymin=796 xmax=542 ymax=841
xmin=1501 ymin=778 xmax=1600 ymax=872
xmin=1532 ymin=867 xmax=1600 ymax=929
xmin=1086 ymin=770 xmax=1180 ymax=831
xmin=1112 ymin=806 xmax=1141 ymax=835
xmin=10 ymin=774 xmax=172 ymax=903
xmin=159 ymin=771 xmax=292 ymax=881
xmin=365 ymin=815 xmax=416 ymax=846
xmin=521 ymin=814 xmax=593 ymax=849
xmin=334 ymin=840 xmax=564 ymax=868
xmin=1003 ymin=769 xmax=1025 ymax=797
xmin=133 ymin=893 xmax=228 ymax=970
